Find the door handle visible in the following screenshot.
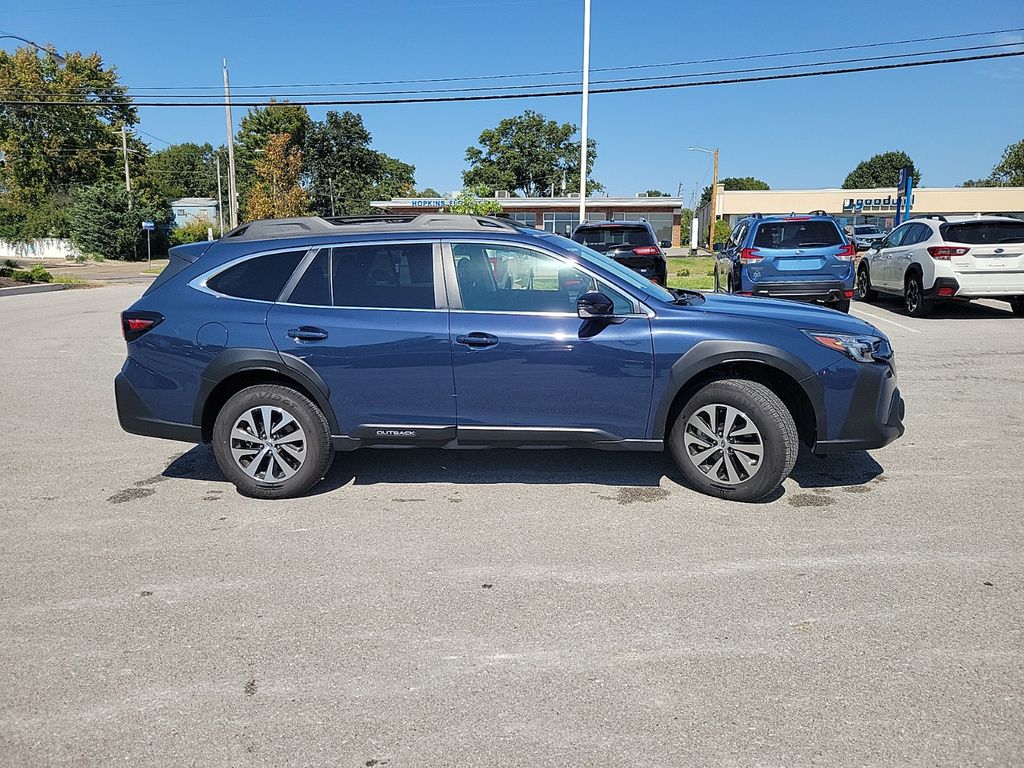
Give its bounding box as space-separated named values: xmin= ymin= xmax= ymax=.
xmin=287 ymin=326 xmax=328 ymax=341
xmin=456 ymin=332 xmax=498 ymax=348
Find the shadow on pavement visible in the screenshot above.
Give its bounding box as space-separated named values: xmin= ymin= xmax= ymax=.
xmin=163 ymin=443 xmax=886 ymax=499
xmin=857 ymin=296 xmax=1016 ymax=320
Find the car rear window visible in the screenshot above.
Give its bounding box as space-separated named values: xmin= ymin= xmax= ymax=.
xmin=752 ymin=221 xmax=843 ymax=249
xmin=206 ymin=250 xmax=306 ymax=301
xmin=941 ymin=221 xmax=1024 ymax=244
xmin=573 ymin=225 xmax=654 ymax=248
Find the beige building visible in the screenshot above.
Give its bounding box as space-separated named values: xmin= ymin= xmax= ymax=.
xmin=697 ymin=186 xmax=1024 ymax=234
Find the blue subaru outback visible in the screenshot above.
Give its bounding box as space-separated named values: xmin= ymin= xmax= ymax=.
xmin=714 ymin=213 xmax=857 ymax=312
xmin=115 ymin=214 xmax=904 ymax=502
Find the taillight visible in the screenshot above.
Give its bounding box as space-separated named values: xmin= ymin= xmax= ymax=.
xmin=843 ymin=290 xmax=854 ymax=298
xmin=739 ymin=248 xmax=762 ymax=263
xmin=121 ymin=311 xmax=163 ymax=342
xmin=632 ymin=246 xmax=660 ymax=256
xmin=836 ymin=243 xmax=856 ymax=261
xmin=927 ymin=246 xmax=970 ymax=260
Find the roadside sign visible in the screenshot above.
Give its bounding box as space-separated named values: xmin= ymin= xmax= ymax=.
xmin=141 ymin=221 xmax=155 ymax=231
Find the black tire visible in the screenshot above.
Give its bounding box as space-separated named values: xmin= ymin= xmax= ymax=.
xmin=828 ymin=298 xmax=851 ymax=313
xmin=856 ymin=265 xmax=878 ymax=302
xmin=668 ymin=379 xmax=799 ymax=503
xmin=1010 ymin=298 xmax=1024 ymax=317
xmin=904 ymin=272 xmax=933 ymax=318
xmin=211 ymin=384 xmax=334 ymax=499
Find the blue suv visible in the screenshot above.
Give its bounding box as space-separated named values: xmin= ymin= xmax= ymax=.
xmin=115 ymin=214 xmax=904 ymax=502
xmin=714 ymin=213 xmax=857 ymax=312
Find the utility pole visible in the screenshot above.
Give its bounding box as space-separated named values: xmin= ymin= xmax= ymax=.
xmin=223 ymin=59 xmax=239 ymax=228
xmin=215 ymin=154 xmax=225 ymax=237
xmin=577 ymin=0 xmax=591 ymax=224
xmin=329 ymin=176 xmax=336 ymax=217
xmin=708 ymin=147 xmax=719 ymax=250
xmin=121 ymin=125 xmax=132 ymax=209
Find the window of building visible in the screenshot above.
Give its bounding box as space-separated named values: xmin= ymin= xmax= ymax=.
xmin=207 ymin=250 xmax=306 ymax=301
xmin=332 ymin=243 xmax=435 ymax=309
xmin=451 ymin=243 xmax=632 ymax=315
xmin=504 ymin=212 xmax=538 ymax=228
xmin=542 ymin=212 xmax=580 ymax=236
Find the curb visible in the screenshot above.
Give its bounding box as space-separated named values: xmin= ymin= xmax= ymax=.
xmin=0 ymin=283 xmax=67 ymax=297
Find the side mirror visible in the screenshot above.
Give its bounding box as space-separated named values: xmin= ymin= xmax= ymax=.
xmin=712 ymin=242 xmax=726 ymax=253
xmin=577 ymin=291 xmax=615 ymax=319
xmin=659 ymin=240 xmax=671 ymax=249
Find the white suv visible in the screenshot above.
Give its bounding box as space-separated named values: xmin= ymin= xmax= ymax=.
xmin=856 ymin=215 xmax=1024 ymax=317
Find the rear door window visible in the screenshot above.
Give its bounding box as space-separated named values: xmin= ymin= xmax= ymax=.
xmin=206 ymin=250 xmax=306 ymax=301
xmin=332 ymin=243 xmax=435 ymax=309
xmin=941 ymin=221 xmax=1024 ymax=244
xmin=751 ymin=221 xmax=842 ymax=249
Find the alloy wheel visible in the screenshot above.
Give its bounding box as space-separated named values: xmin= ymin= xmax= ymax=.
xmin=857 ymin=269 xmax=870 ymax=299
xmin=229 ymin=405 xmax=307 ymax=483
xmin=682 ymin=403 xmax=764 ymax=486
xmin=905 ymin=279 xmax=921 ymax=314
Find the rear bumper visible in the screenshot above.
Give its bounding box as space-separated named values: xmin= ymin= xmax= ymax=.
xmin=813 ymin=362 xmax=905 ymax=454
xmin=115 ymin=371 xmax=202 ymax=443
xmin=747 ymin=279 xmax=850 ymax=303
xmin=940 ymin=273 xmax=1024 ymax=298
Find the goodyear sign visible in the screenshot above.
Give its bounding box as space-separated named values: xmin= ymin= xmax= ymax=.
xmin=842 ymin=195 xmax=913 ymax=212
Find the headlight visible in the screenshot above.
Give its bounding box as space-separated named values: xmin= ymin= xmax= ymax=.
xmin=804 ymin=331 xmax=885 ymax=363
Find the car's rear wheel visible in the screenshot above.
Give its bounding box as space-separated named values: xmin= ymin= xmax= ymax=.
xmin=212 ymin=384 xmax=334 ymax=499
xmin=904 ymin=273 xmax=933 ymax=317
xmin=856 ymin=265 xmax=878 ymax=302
xmin=668 ymin=379 xmax=799 ymax=503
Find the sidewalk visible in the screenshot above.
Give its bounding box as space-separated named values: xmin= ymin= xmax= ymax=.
xmin=17 ymin=258 xmax=165 ymax=284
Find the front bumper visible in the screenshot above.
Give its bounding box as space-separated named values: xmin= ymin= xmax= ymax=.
xmin=115 ymin=371 xmax=202 ymax=443
xmin=747 ymin=280 xmax=850 ymax=303
xmin=812 ymin=360 xmax=905 ymax=454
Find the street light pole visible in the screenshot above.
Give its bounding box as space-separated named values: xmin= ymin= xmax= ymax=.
xmin=121 ymin=125 xmax=132 ymax=209
xmin=577 ymin=0 xmax=591 ymax=225
xmin=223 ymin=59 xmax=239 ymax=229
xmin=0 ymin=33 xmax=66 ymax=65
xmin=215 ymin=154 xmax=225 ymax=237
xmin=689 ymin=146 xmax=720 ymax=250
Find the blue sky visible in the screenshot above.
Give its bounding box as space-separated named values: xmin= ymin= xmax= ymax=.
xmin=5 ymin=0 xmax=1024 ymax=199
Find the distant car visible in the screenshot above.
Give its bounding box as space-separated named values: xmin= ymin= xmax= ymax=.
xmin=714 ymin=213 xmax=857 ymax=312
xmin=850 ymin=224 xmax=887 ymax=251
xmin=571 ymin=219 xmax=669 ymax=285
xmin=856 ymin=215 xmax=1024 ymax=317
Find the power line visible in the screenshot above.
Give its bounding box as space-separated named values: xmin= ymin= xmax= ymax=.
xmin=6 ymin=50 xmax=1023 ymax=108
xmin=14 ymin=40 xmax=1017 ymax=100
xmin=108 ymin=25 xmax=1024 ymax=90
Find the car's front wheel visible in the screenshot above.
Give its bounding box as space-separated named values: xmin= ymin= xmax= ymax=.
xmin=668 ymin=379 xmax=799 ymax=502
xmin=212 ymin=384 xmax=334 ymax=499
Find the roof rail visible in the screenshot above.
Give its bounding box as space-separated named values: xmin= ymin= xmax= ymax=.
xmin=221 ymin=213 xmax=520 ymax=241
xmin=913 ymin=214 xmax=947 ymax=222
xmin=808 ymin=209 xmax=827 ymax=216
xmin=750 ymin=212 xmax=763 ymax=219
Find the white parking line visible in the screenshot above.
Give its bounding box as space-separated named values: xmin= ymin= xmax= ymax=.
xmin=852 ymin=308 xmax=920 ymax=333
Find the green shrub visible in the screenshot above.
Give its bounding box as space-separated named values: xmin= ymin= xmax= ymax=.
xmin=91 ymin=253 xmax=104 ymax=262
xmin=675 ymin=268 xmax=690 ymax=277
xmin=0 ymin=265 xmax=11 ymax=278
xmin=3 ymin=258 xmax=18 ymax=268
xmin=11 ymin=265 xmax=53 ymax=283
xmin=169 ymin=216 xmax=216 ymax=246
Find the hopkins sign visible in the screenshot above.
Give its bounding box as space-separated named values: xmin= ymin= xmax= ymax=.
xmin=410 ymin=199 xmax=448 ymax=207
xmin=842 ymin=195 xmax=914 ymax=212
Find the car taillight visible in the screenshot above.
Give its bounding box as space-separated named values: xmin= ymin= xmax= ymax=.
xmin=632 ymin=246 xmax=660 ymax=256
xmin=836 ymin=244 xmax=856 ymax=261
xmin=121 ymin=311 xmax=163 ymax=342
xmin=739 ymin=248 xmax=762 ymax=263
xmin=927 ymin=246 xmax=970 ymax=260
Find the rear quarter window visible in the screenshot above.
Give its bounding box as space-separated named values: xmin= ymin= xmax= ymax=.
xmin=941 ymin=221 xmax=1024 ymax=244
xmin=752 ymin=221 xmax=843 ymax=249
xmin=206 ymin=250 xmax=306 ymax=301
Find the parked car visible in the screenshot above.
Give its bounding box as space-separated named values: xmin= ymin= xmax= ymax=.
xmin=570 ymin=219 xmax=669 ymax=285
xmin=714 ymin=213 xmax=857 ymax=312
xmin=116 ymin=214 xmax=904 ymax=503
xmin=849 ymin=224 xmax=887 ymax=251
xmin=856 ymin=215 xmax=1024 ymax=317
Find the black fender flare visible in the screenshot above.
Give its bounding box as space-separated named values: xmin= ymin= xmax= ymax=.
xmin=651 ymin=340 xmax=826 ymax=440
xmin=193 ymin=348 xmax=339 ymax=436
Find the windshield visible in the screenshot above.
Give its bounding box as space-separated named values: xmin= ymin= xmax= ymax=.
xmin=855 ymin=225 xmax=882 ymax=235
xmin=941 ymin=220 xmax=1024 ymax=244
xmin=538 ymin=232 xmax=676 ymax=302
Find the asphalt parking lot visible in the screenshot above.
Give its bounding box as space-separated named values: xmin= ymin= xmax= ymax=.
xmin=2 ymin=284 xmax=1022 ymax=767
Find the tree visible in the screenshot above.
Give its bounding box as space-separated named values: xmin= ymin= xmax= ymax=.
xmin=678 ymin=207 xmax=694 ymax=244
xmin=68 ymin=181 xmax=170 ymax=260
xmin=703 ymin=219 xmax=732 ymax=247
xmin=843 ymin=151 xmax=921 ymax=189
xmin=441 ymin=188 xmax=503 ymax=216
xmin=244 ymin=133 xmax=308 ymax=220
xmin=963 ymin=138 xmax=1024 ymax=187
xmin=140 ymin=142 xmax=220 ymax=202
xmin=235 ymin=101 xmax=311 ymax=217
xmin=416 ymin=187 xmax=441 ymax=197
xmin=302 ymin=111 xmax=416 ymax=215
xmin=699 ymin=177 xmax=769 ymax=208
xmin=0 ymin=46 xmax=141 ymax=238
xmin=462 ymin=110 xmax=602 ymax=197
xmin=645 ymin=189 xmax=672 ymax=197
